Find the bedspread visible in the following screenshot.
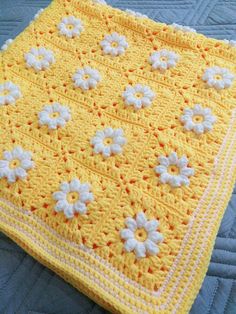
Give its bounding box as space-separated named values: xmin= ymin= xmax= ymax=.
xmin=0 ymin=1 xmax=236 ymax=313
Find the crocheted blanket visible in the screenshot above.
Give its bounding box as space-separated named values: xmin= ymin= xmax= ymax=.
xmin=1 ymin=0 xmax=236 ymax=313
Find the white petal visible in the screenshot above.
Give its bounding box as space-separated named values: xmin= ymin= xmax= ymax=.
xmin=79 ymin=183 xmax=90 ymax=193
xmin=177 ymin=156 xmax=188 ymax=168
xmin=113 ymin=136 xmax=126 ymax=145
xmin=93 ymin=143 xmax=105 ymax=154
xmin=12 ymin=146 xmax=23 ymax=158
xmin=125 ymin=217 xmax=137 ymax=231
xmin=64 ymin=204 xmax=74 ymax=219
xmin=21 ymin=159 xmax=33 ymax=170
xmin=155 ymin=165 xmax=167 ymax=174
xmin=136 ymin=212 xmax=147 ymax=228
xmin=160 ymin=172 xmax=172 ymax=184
xmin=110 ymin=144 xmax=122 ymax=154
xmin=0 ymin=160 xmax=9 ymax=168
xmin=60 ymin=182 xmax=70 ymax=193
xmin=69 ymin=178 xmax=81 ymax=191
xmin=6 ymin=170 xmax=17 ymax=183
xmin=168 ymin=152 xmax=178 ymax=165
xmin=148 ymin=231 xmax=164 ymax=243
xmin=14 ymin=167 xmax=27 ymax=179
xmin=180 ymin=167 xmax=194 ymax=176
xmin=145 ymin=239 xmax=159 ymax=255
xmin=168 ymin=176 xmax=180 ymax=187
xmin=53 ymin=191 xmax=66 ymax=201
xmin=124 ymin=239 xmax=137 ymax=252
xmin=194 ymin=124 xmax=204 ymax=134
xmin=102 ymin=146 xmax=111 ymax=158
xmin=74 ymin=201 xmax=87 ymax=214
xmin=54 ymin=200 xmax=68 ymax=212
xmin=135 ymin=242 xmax=146 ymax=258
xmin=158 ymin=156 xmax=169 ymax=167
xmin=120 ymin=228 xmax=134 ymax=240
xmin=80 ymin=192 xmax=93 ymax=203
xmin=145 ymin=220 xmax=158 ymax=232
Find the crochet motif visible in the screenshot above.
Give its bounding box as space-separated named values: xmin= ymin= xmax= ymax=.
xmin=100 ymin=32 xmax=128 ymax=56
xmin=155 ymin=152 xmax=194 ymax=187
xmin=58 ymin=16 xmax=84 ymax=38
xmin=180 ymin=104 xmax=216 ymax=134
xmin=202 ymin=66 xmax=235 ymax=90
xmin=122 ymin=84 xmax=155 ymax=110
xmin=53 ymin=179 xmax=94 ymax=218
xmin=149 ymin=49 xmax=179 ymax=71
xmin=25 ymin=47 xmax=55 ymax=71
xmin=91 ymin=127 xmax=127 ymax=157
xmin=0 ymin=147 xmax=34 ymax=183
xmin=120 ymin=212 xmax=164 ymax=259
xmin=38 ymin=103 xmax=71 ymax=130
xmin=1 ymin=1 xmax=236 ymax=313
xmin=0 ymin=82 xmax=21 ymax=106
xmin=73 ymin=66 xmax=101 ymax=90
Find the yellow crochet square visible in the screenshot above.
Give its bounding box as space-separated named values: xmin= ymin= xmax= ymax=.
xmin=1 ymin=0 xmax=236 ymax=313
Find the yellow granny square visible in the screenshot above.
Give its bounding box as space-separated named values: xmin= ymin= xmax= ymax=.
xmin=1 ymin=0 xmax=236 ymax=313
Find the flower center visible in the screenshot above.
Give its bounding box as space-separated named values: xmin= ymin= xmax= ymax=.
xmin=192 ymin=114 xmax=204 ymax=123
xmin=36 ymin=55 xmax=44 ymax=61
xmin=66 ymin=191 xmax=79 ymax=203
xmin=135 ymin=228 xmax=147 ymax=242
xmin=168 ymin=165 xmax=179 ymax=175
xmin=0 ymin=89 xmax=9 ymax=96
xmin=214 ymin=74 xmax=222 ymax=81
xmin=66 ymin=24 xmax=74 ymax=30
xmin=103 ymin=137 xmax=113 ymax=145
xmin=9 ymin=159 xmax=20 ymax=169
xmin=50 ymin=112 xmax=60 ymax=119
xmin=83 ymin=74 xmax=90 ymax=80
xmin=160 ymin=56 xmax=167 ymax=62
xmin=135 ymin=92 xmax=144 ymax=99
xmin=111 ymin=41 xmax=118 ymax=48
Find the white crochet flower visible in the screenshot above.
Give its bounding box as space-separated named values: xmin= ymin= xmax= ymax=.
xmin=171 ymin=23 xmax=196 ymax=33
xmin=91 ymin=127 xmax=127 ymax=158
xmin=180 ymin=104 xmax=216 ymax=134
xmin=93 ymin=0 xmax=107 ymax=4
xmin=125 ymin=9 xmax=148 ymax=18
xmin=100 ymin=32 xmax=128 ymax=56
xmin=122 ymin=84 xmax=155 ymax=110
xmin=53 ymin=178 xmax=94 ymax=218
xmin=33 ymin=8 xmax=44 ymax=20
xmin=73 ymin=66 xmax=101 ymax=90
xmin=223 ymin=39 xmax=236 ymax=48
xmin=120 ymin=212 xmax=163 ymax=259
xmin=149 ymin=49 xmax=179 ymax=71
xmin=0 ymin=146 xmax=34 ymax=183
xmin=202 ymin=66 xmax=234 ymax=90
xmin=58 ymin=16 xmax=83 ymax=38
xmin=38 ymin=103 xmax=71 ymax=130
xmin=0 ymin=82 xmax=21 ymax=106
xmin=1 ymin=38 xmax=13 ymax=51
xmin=155 ymin=152 xmax=194 ymax=188
xmin=25 ymin=47 xmax=55 ymax=71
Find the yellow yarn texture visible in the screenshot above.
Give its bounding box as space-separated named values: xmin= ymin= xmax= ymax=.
xmin=1 ymin=0 xmax=236 ymax=313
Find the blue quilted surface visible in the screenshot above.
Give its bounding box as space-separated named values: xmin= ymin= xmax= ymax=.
xmin=1 ymin=1 xmax=236 ymax=313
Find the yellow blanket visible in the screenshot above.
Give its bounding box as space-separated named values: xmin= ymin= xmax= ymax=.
xmin=1 ymin=0 xmax=236 ymax=313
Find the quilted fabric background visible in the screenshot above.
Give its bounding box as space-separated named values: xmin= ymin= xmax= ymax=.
xmin=0 ymin=1 xmax=236 ymax=313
